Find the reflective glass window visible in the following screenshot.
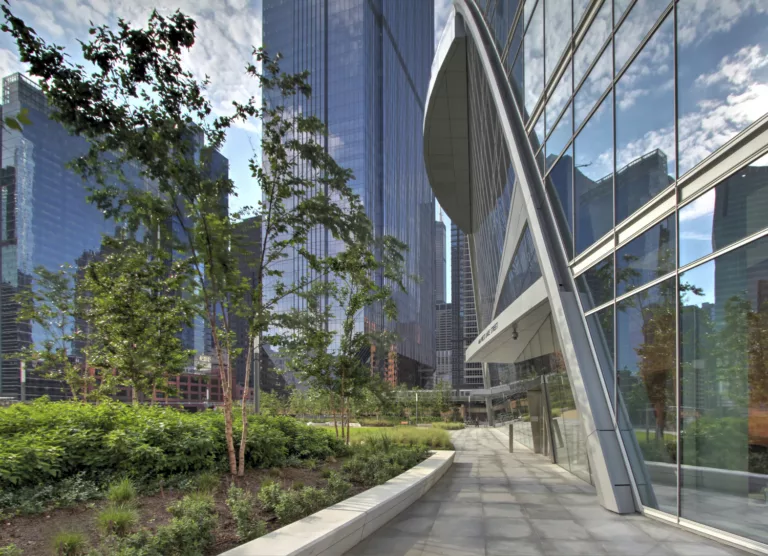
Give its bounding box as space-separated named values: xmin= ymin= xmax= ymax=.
xmin=679 ymin=155 xmax=768 ymax=267
xmin=523 ymin=0 xmax=537 ymax=28
xmin=614 ymin=0 xmax=670 ymax=74
xmin=524 ymin=0 xmax=545 ymax=117
xmin=679 ymin=236 xmax=768 ymax=545
xmin=574 ymin=0 xmax=611 ymax=86
xmin=575 ymin=93 xmax=613 ymax=254
xmin=546 ymin=63 xmax=572 ymax=137
xmin=616 ymin=277 xmax=677 ymax=513
xmin=546 ymin=146 xmax=573 ymax=258
xmin=575 ymin=43 xmax=611 ymax=128
xmin=614 ymin=0 xmax=632 ymax=24
xmin=505 ymin=9 xmax=525 ymax=69
xmin=495 ymin=224 xmax=541 ymax=317
xmin=586 ymin=305 xmax=614 ymax=396
xmin=677 ymin=1 xmax=768 ymax=176
xmin=545 ymin=0 xmax=571 ymax=85
xmin=578 ymin=254 xmax=613 ymax=309
xmin=468 ymin=41 xmax=515 ymax=331
xmin=615 ymin=14 xmax=674 ymax=224
xmin=616 ymin=214 xmax=676 ymax=296
xmin=510 ymin=51 xmax=525 ymax=110
xmin=573 ymin=0 xmax=590 ymax=30
xmin=493 ymin=0 xmax=521 ymax=55
xmin=546 ymin=102 xmax=572 ymax=171
xmin=530 ymin=113 xmax=545 ymax=154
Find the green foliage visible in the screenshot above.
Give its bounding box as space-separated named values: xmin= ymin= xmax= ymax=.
xmin=342 ymin=443 xmax=428 ymax=488
xmin=348 ymin=426 xmax=453 ymax=449
xmin=325 ymin=471 xmax=352 ymax=504
xmin=431 ymin=422 xmax=465 ymax=430
xmin=226 ymin=484 xmax=266 ymax=542
xmin=97 ymin=504 xmax=139 ymax=537
xmin=0 ymin=472 xmax=102 ymax=516
xmin=0 ymin=544 xmax=23 ymax=556
xmin=259 ymin=391 xmax=288 ymax=416
xmin=272 ymin=485 xmax=329 ymax=525
xmin=0 ymin=401 xmax=345 ymax=503
xmin=257 ymin=480 xmax=282 ymax=513
xmin=107 ymin=478 xmax=137 ymax=505
xmin=192 ymin=471 xmax=220 ymax=494
xmin=52 ymin=531 xmax=88 ymax=556
xmin=3 ymin=107 xmax=31 ymax=132
xmin=83 ymin=241 xmax=197 ymax=401
xmin=152 ymin=493 xmax=217 ymax=556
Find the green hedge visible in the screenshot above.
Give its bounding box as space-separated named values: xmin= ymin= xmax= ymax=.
xmin=0 ymin=399 xmax=343 ymax=489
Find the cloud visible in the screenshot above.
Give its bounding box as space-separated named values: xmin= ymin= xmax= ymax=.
xmin=2 ymin=0 xmax=263 ymax=132
xmin=434 ymin=0 xmax=453 ymax=50
xmin=679 ymin=190 xmax=715 ymax=222
xmin=680 ymin=231 xmax=712 ymax=241
xmin=696 ymin=45 xmax=768 ymax=89
xmin=677 ymin=0 xmax=768 ymax=47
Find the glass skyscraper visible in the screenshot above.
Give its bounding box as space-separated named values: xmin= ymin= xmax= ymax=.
xmin=0 ymin=73 xmax=222 ymax=401
xmin=262 ymin=0 xmax=436 ymax=385
xmin=425 ymin=0 xmax=768 ymax=549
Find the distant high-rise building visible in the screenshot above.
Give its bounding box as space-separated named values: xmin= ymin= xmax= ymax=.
xmin=451 ymin=223 xmax=482 ymax=389
xmin=0 ymin=73 xmax=223 ymax=400
xmin=435 ymin=302 xmax=452 ymax=386
xmin=435 ymin=218 xmax=446 ymax=304
xmin=262 ymin=0 xmax=435 ymax=386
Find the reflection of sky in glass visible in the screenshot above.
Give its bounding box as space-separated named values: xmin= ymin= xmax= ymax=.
xmin=614 ymin=0 xmax=670 ymax=74
xmin=545 ymin=0 xmax=571 ymax=85
xmin=677 ymin=0 xmax=768 ymax=176
xmin=546 ymin=64 xmax=572 ymax=137
xmin=679 ymin=261 xmax=714 ymax=306
xmin=524 ymin=0 xmax=544 ymax=117
xmin=575 ymin=44 xmax=611 ymax=128
xmin=574 ymin=0 xmax=611 ymax=86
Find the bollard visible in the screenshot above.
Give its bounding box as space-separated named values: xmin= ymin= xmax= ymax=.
xmin=509 ymin=423 xmax=514 ymax=453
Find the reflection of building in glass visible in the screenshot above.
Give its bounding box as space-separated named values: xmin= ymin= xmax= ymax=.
xmin=425 ymin=0 xmax=768 ymax=547
xmin=435 ymin=218 xmax=446 ymax=304
xmin=0 ymin=73 xmax=223 ymax=403
xmin=262 ymin=0 xmax=435 ymax=387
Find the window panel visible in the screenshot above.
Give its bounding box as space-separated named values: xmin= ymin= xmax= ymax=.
xmin=677 ymin=1 xmax=768 ymax=176
xmin=616 ymin=277 xmax=677 ymax=513
xmin=495 ymin=224 xmax=541 ymax=317
xmin=510 ymin=51 xmax=525 ymax=109
xmin=614 ymin=0 xmax=632 ymax=24
xmin=616 ymin=214 xmax=676 ymax=296
xmin=546 ymin=63 xmax=572 ymax=137
xmin=546 ymin=145 xmax=574 ymax=258
xmin=614 ymin=0 xmax=670 ymax=74
xmin=546 ymin=102 xmax=572 ymax=170
xmin=523 ymin=0 xmax=537 ymax=29
xmin=679 ymin=236 xmax=768 ymax=545
xmin=578 ymin=254 xmax=613 ymax=309
xmin=586 ymin=305 xmax=614 ymax=396
xmin=679 ymin=155 xmax=768 ymax=267
xmin=492 ymin=0 xmax=521 ymax=55
xmin=524 ymin=0 xmax=545 ymax=117
xmin=530 ymin=113 xmax=545 ymax=154
xmin=574 ymin=0 xmax=611 ymax=86
xmin=573 ymin=0 xmax=591 ymax=31
xmin=504 ymin=6 xmax=525 ymax=68
xmin=615 ymin=14 xmax=674 ymax=224
xmin=545 ymin=0 xmax=571 ymax=85
xmin=575 ymin=93 xmax=613 ymax=254
xmin=575 ymin=43 xmax=611 ymax=128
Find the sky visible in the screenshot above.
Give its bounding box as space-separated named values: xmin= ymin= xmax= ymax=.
xmin=0 ymin=0 xmax=456 ymax=300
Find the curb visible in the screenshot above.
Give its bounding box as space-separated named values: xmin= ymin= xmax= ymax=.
xmin=220 ymin=450 xmax=455 ymax=556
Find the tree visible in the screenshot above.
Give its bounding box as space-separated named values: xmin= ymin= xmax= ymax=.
xmin=83 ymin=240 xmax=197 ymax=403
xmin=281 ymin=236 xmax=409 ymax=443
xmin=14 ymin=265 xmax=96 ymax=400
xmin=3 ymin=6 xmax=371 ymax=476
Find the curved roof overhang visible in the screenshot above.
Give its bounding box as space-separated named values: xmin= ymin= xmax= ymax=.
xmin=423 ymin=9 xmax=471 ymax=233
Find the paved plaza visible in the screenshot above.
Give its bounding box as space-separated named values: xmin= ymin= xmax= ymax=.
xmin=345 ymin=427 xmax=751 ymax=556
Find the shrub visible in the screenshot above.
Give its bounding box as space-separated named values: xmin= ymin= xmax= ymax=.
xmin=152 ymin=493 xmax=217 ymax=556
xmin=0 ymin=545 xmax=23 ymax=556
xmin=192 ymin=471 xmax=220 ymax=494
xmin=257 ymin=480 xmax=282 ymax=512
xmin=52 ymin=531 xmax=87 ymax=556
xmin=273 ymin=486 xmax=329 ymax=525
xmin=343 ymin=444 xmax=428 ymax=487
xmin=226 ymin=484 xmax=267 ymax=542
xmin=431 ymin=422 xmax=464 ymax=430
xmin=348 ymin=427 xmax=453 ymax=449
xmin=107 ymin=478 xmax=137 ymax=505
xmin=97 ymin=505 xmax=139 ymax=537
xmin=325 ymin=471 xmax=351 ymax=504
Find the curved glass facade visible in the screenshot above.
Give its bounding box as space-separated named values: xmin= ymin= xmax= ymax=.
xmin=429 ymin=0 xmax=768 ymax=546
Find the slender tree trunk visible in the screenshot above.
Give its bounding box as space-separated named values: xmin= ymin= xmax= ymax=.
xmin=332 ymin=393 xmax=339 ymax=438
xmin=238 ymin=343 xmax=253 ymax=476
xmin=210 ymin=320 xmax=237 ymax=476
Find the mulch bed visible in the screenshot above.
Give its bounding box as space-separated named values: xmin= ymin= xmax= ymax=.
xmin=0 ymin=462 xmax=366 ymax=556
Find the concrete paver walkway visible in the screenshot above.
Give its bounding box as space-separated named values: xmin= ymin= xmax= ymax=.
xmin=346 ymin=427 xmax=750 ymax=556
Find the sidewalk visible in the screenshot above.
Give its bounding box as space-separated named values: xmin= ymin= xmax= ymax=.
xmin=345 ymin=427 xmax=749 ymax=556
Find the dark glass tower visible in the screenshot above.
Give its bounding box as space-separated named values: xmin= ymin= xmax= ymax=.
xmin=262 ymin=0 xmax=435 ymax=386
xmin=0 ymin=74 xmax=222 ymax=400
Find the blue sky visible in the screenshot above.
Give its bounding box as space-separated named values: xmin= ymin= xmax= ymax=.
xmin=0 ymin=0 xmax=456 ymax=299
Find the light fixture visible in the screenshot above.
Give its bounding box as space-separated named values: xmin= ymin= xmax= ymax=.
xmin=512 ymin=325 xmax=518 ymax=341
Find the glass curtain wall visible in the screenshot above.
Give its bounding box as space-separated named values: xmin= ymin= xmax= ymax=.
xmin=478 ymin=0 xmax=768 ymax=544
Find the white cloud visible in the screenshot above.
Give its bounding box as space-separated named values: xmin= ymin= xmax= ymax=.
xmin=679 ymin=189 xmax=715 ymax=222
xmin=677 ymin=0 xmax=768 ymax=47
xmin=680 ymin=231 xmax=712 ymax=241
xmin=696 ymin=45 xmax=768 ymax=89
xmin=0 ymin=48 xmax=27 ymax=80
xmin=434 ymin=0 xmax=453 ymax=50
